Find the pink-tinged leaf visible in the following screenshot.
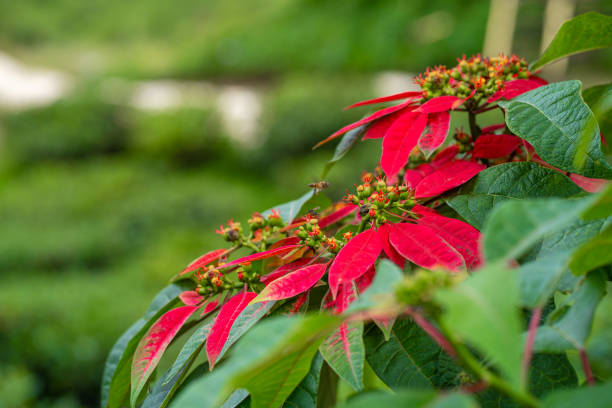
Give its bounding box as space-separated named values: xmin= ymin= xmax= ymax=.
xmin=362 ymin=109 xmax=406 ymax=140
xmin=414 ymin=160 xmax=486 ymax=198
xmin=472 ymin=134 xmax=521 ymax=159
xmin=381 ymin=112 xmax=428 ymax=178
xmin=289 ymin=293 xmax=309 ymax=315
xmin=260 ymin=257 xmax=316 ymax=284
xmin=320 ymin=321 xmax=365 ymax=391
xmin=481 ymin=123 xmax=506 ymax=134
xmin=356 ymin=265 xmax=376 ymax=293
xmin=374 ymin=317 xmax=396 ymax=341
xmin=418 ymin=112 xmax=451 ymax=157
xmin=328 ymin=229 xmax=382 ymax=298
xmin=389 ymin=223 xmax=465 ymax=271
xmin=315 ymin=101 xmax=414 ymax=148
xmin=206 ymin=291 xmax=257 ymax=369
xmin=252 ymin=262 xmax=329 ymax=303
xmin=377 ymin=223 xmax=405 ymax=268
xmin=417 ymin=95 xmax=465 ymax=113
xmin=344 ymin=91 xmax=421 ymax=109
xmin=131 ymin=305 xmax=198 ymax=404
xmin=179 ymin=291 xmax=204 ymax=306
xmin=487 ymin=79 xmax=546 ymax=103
xmin=201 ymin=299 xmax=219 ymax=316
xmin=178 ymin=249 xmax=227 ymax=276
xmin=220 ymin=245 xmax=301 ymax=268
xmin=267 ymin=236 xmax=301 ymax=249
xmin=319 ymin=205 xmax=358 ymax=228
xmin=404 ymin=163 xmax=435 ymax=189
xmin=416 ymin=214 xmax=483 ymax=269
xmin=569 ymin=174 xmax=609 ymax=193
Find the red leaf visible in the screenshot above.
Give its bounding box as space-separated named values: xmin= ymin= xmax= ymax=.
xmin=432 ymin=145 xmax=460 ymax=166
xmin=266 ymin=236 xmax=301 ymax=249
xmin=344 ymin=91 xmax=421 ymax=109
xmin=179 ymin=291 xmax=204 ymax=306
xmin=319 ymin=205 xmax=358 ymax=228
xmin=220 ymin=245 xmax=301 ymax=268
xmin=481 ymin=123 xmax=506 ymax=134
xmin=381 ymin=112 xmax=428 ymax=178
xmin=206 ymin=291 xmax=257 ymax=369
xmin=417 ymin=95 xmax=465 ymax=113
xmin=253 ymin=262 xmax=329 ymax=303
xmin=487 ymin=79 xmax=545 ymax=103
xmin=377 ymin=223 xmax=405 ymax=268
xmin=472 ymin=134 xmax=521 ymax=158
xmin=260 ymin=257 xmax=316 ymax=284
xmin=131 ymin=305 xmax=198 ymax=400
xmin=328 ymin=229 xmax=382 ymax=298
xmin=202 ymin=298 xmax=219 ymax=316
xmin=414 ymin=160 xmax=486 ymax=198
xmin=404 ymin=163 xmax=434 ymax=189
xmin=416 ymin=214 xmax=483 ymax=269
xmin=418 ymin=112 xmax=451 ymax=156
xmin=315 ymin=101 xmax=414 ymax=148
xmin=179 ymin=249 xmax=228 ymax=276
xmin=569 ymin=174 xmax=609 ymax=193
xmin=411 ymin=204 xmax=440 ymax=217
xmin=356 ymin=265 xmax=376 ymax=292
xmin=362 ymin=109 xmax=406 ymax=140
xmin=389 ymin=223 xmax=465 ymax=271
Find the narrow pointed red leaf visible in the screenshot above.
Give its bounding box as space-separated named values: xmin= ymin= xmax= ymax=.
xmin=319 ymin=204 xmax=358 ymax=228
xmin=267 ymin=236 xmax=301 ymax=249
xmin=418 ymin=112 xmax=451 ymax=156
xmin=381 ymin=112 xmax=428 ymax=178
xmin=179 ymin=291 xmax=204 ymax=306
xmin=389 ymin=223 xmax=465 ymax=271
xmin=487 ymin=79 xmax=546 ymax=103
xmin=315 ymin=101 xmax=414 ymax=148
xmin=362 ymin=109 xmax=406 ymax=140
xmin=569 ymin=174 xmax=609 ymax=193
xmin=414 ymin=160 xmax=486 ymax=198
xmin=179 ymin=249 xmax=228 ymax=276
xmin=416 ymin=214 xmax=483 ymax=269
xmin=220 ymin=245 xmax=301 ymax=268
xmin=417 ymin=95 xmax=465 ymax=113
xmin=328 ymin=229 xmax=382 ymax=298
xmin=481 ymin=123 xmax=506 ymax=134
xmin=344 ymin=91 xmax=421 ymax=109
xmin=206 ymin=291 xmax=257 ymax=369
xmin=252 ymin=262 xmax=329 ymax=303
xmin=320 ymin=321 xmax=364 ymax=391
xmin=472 ymin=134 xmax=521 ymax=158
xmin=131 ymin=305 xmax=198 ymax=403
xmin=377 ymin=223 xmax=405 ymax=268
xmin=201 ymin=298 xmax=219 ymax=316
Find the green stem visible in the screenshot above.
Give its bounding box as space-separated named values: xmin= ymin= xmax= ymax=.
xmin=356 ymin=218 xmax=368 ymax=233
xmin=468 ymin=111 xmax=481 ymax=141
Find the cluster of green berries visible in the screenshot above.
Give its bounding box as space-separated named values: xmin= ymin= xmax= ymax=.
xmin=345 ymin=173 xmax=414 ymax=226
xmin=236 ymin=262 xmax=260 ymax=284
xmin=216 ymin=209 xmax=286 ymax=246
xmin=194 ymin=265 xmax=232 ymax=295
xmin=296 ymin=217 xmax=347 ymax=254
xmin=395 ymin=268 xmax=467 ymax=307
xmin=415 ymin=53 xmax=530 ymax=104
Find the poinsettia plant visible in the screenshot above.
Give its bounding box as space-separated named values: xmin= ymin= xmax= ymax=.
xmin=101 ymin=12 xmax=612 ymax=408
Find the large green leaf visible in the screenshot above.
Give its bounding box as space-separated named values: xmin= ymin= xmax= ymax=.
xmin=101 ymin=282 xmax=191 ymax=408
xmin=363 ymin=319 xmax=461 ymax=390
xmin=171 ymin=314 xmax=340 ymax=408
xmin=582 ymin=183 xmax=612 ymax=220
xmin=341 ymin=390 xmax=477 ymax=408
xmin=519 ymin=253 xmax=570 ymax=308
xmin=436 ymin=263 xmax=523 ymax=388
xmin=534 ymin=270 xmax=607 ymax=352
xmin=499 ymin=81 xmax=612 ymax=179
xmin=587 ymin=286 xmax=612 ymax=381
xmin=482 ymin=196 xmax=595 ymax=262
xmin=583 ymin=83 xmax=612 ymax=148
xmin=447 ymin=162 xmax=581 ymax=229
xmin=568 ymin=225 xmax=612 ymax=275
xmin=542 ymin=382 xmax=612 ymax=408
xmin=322 ymin=125 xmax=366 ymax=178
xmin=320 ymin=321 xmax=365 ymax=391
xmin=531 ymin=12 xmax=612 ymax=70
xmin=282 ymin=352 xmax=324 ymax=408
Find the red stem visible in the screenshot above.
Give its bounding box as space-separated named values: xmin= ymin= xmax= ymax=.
xmin=579 ymin=348 xmax=596 ymax=386
xmin=406 ymin=309 xmax=456 ymax=357
xmin=521 ymin=306 xmax=542 ymax=386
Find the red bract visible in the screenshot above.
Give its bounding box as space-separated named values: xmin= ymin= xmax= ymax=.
xmin=266 ymin=236 xmax=301 ymax=248
xmin=388 ymin=223 xmax=465 ymax=271
xmin=414 ymin=160 xmax=486 ymax=198
xmin=260 ymin=257 xmax=316 ymax=284
xmin=418 ymin=112 xmax=451 ymax=157
xmin=179 ymin=248 xmax=227 ymax=276
xmin=220 ymin=245 xmax=301 ymax=268
xmin=344 ymin=91 xmax=421 ymax=110
xmin=179 ymin=290 xmax=204 ymax=306
xmin=206 ymin=291 xmax=258 ymax=369
xmin=487 ymin=79 xmax=546 ymax=103
xmin=377 ymin=223 xmax=406 ymax=268
xmin=131 ymin=305 xmax=199 ymax=401
xmin=328 ymin=229 xmax=382 ymax=298
xmin=472 ymin=134 xmax=522 ymax=159
xmin=319 ymin=205 xmax=358 ymax=228
xmin=417 ymin=95 xmax=465 ymax=113
xmin=381 ymin=112 xmax=428 ymax=178
xmin=362 ymin=109 xmax=406 ymax=140
xmin=253 ymin=262 xmax=329 ymax=303
xmin=481 ymin=123 xmax=506 ymax=134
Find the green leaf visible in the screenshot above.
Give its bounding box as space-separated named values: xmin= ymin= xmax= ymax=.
xmin=482 ymin=196 xmax=595 ymax=262
xmin=363 ymin=319 xmax=462 ymax=390
xmin=587 ymin=286 xmax=612 ymax=380
xmin=499 ymin=81 xmax=612 ymax=179
xmin=345 ymin=259 xmax=403 ymax=314
xmin=542 ymin=382 xmax=612 ymax=408
xmin=320 ymin=321 xmax=365 ymax=391
xmin=101 ymin=282 xmax=190 ymax=408
xmin=534 ymin=270 xmax=607 ymax=352
xmin=436 ymin=263 xmax=523 ymax=388
xmin=582 ymin=183 xmax=612 ymax=220
xmin=341 ymin=390 xmax=477 ymax=408
xmin=222 ymin=389 xmax=250 ymax=408
xmin=262 ymin=191 xmax=315 ymax=224
xmin=171 ymin=314 xmax=340 ymax=408
xmin=569 ymin=225 xmax=612 ymax=275
xmin=583 ymin=83 xmax=612 ymax=148
xmin=531 ymin=12 xmax=612 ymax=70
xmin=447 ymin=162 xmax=581 ymax=229
xmin=282 ymin=352 xmax=324 ymax=408
xmin=322 ymin=125 xmax=366 ymax=178
xmin=519 ymin=253 xmax=571 ymax=308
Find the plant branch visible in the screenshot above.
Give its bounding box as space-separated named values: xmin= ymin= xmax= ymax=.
xmin=579 ymin=348 xmax=596 ymax=386
xmin=521 ymin=306 xmax=542 ymax=388
xmin=468 ymin=111 xmax=481 ymax=141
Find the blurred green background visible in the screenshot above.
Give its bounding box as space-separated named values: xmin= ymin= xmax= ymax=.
xmin=0 ymin=1 xmax=610 ymax=407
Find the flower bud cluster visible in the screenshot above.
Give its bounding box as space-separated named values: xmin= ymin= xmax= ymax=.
xmin=395 ymin=269 xmax=467 ymax=306
xmin=195 ymin=264 xmax=233 ymax=295
xmin=216 ymin=209 xmax=286 ymax=247
xmin=236 ymin=262 xmax=260 ymax=283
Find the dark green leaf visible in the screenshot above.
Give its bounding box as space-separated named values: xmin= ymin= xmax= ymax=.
xmin=542 ymin=382 xmax=612 ymax=408
xmin=531 ymin=12 xmax=612 ymax=70
xmin=499 ymin=81 xmax=612 ymax=178
xmin=283 ymin=352 xmax=324 ymax=408
xmin=322 ymin=126 xmax=366 ymax=178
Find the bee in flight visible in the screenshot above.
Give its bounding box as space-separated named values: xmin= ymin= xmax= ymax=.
xmin=309 ymin=181 xmax=329 ymax=194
